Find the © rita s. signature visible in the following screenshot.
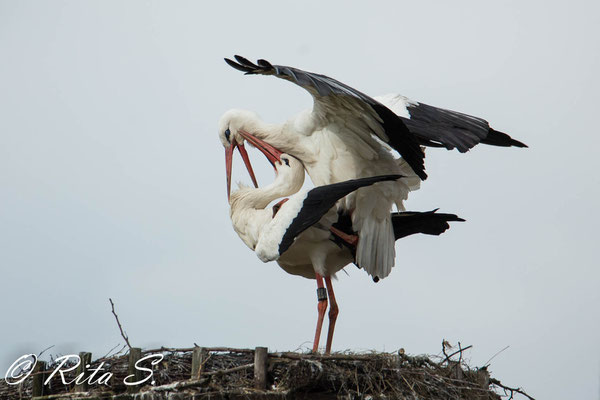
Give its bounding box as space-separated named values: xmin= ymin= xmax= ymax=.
xmin=5 ymin=353 xmax=164 ymax=387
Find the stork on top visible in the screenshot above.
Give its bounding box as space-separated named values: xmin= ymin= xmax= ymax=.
xmin=228 ymin=140 xmax=464 ymax=353
xmin=219 ymin=55 xmax=527 ymax=281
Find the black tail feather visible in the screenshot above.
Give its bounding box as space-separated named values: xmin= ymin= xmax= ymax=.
xmin=331 ymin=209 xmax=463 ymax=259
xmin=482 ymin=129 xmax=528 ymax=148
xmin=392 ymin=209 xmax=464 ymax=240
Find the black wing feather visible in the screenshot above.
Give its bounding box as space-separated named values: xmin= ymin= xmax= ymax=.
xmin=404 ymin=102 xmax=528 ymax=151
xmin=278 ymin=175 xmax=402 ymax=255
xmin=224 ymin=57 xmax=253 ymax=73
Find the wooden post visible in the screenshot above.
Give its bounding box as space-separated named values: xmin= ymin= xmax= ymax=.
xmin=73 ymin=352 xmax=91 ymax=392
xmin=191 ymin=347 xmax=208 ymax=379
xmin=127 ymin=348 xmax=142 ymax=393
xmin=448 ymin=361 xmax=463 ymax=380
xmin=253 ymin=346 xmax=268 ymax=390
xmin=31 ymin=360 xmax=46 ymax=397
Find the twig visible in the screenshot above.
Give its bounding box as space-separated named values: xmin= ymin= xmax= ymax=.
xmin=100 ymin=343 xmax=122 ymax=360
xmin=400 ymin=375 xmax=416 ymax=395
xmin=109 ymin=298 xmax=132 ymax=350
xmin=150 ymin=362 xmax=253 ymax=393
xmin=204 ymin=363 xmax=254 ymax=376
xmin=292 ymin=340 xmax=313 ymax=352
xmin=490 ymin=378 xmax=535 ymax=400
xmin=484 ymin=345 xmax=510 ymax=367
xmin=142 ymin=346 xmax=255 ymax=354
xmin=270 ymin=351 xmax=389 ymax=361
xmin=38 ymin=345 xmax=55 ymax=358
xmin=441 ymin=339 xmax=451 ymax=361
xmin=442 ymin=345 xmax=473 ymax=364
xmin=150 ymin=378 xmax=209 ymax=392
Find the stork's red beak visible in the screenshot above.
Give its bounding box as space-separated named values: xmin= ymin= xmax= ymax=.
xmin=225 ymin=139 xmax=259 ymax=200
xmin=239 ymin=130 xmax=283 ymax=167
xmin=225 ymin=131 xmax=284 ymax=200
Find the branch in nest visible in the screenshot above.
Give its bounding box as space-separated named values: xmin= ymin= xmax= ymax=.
xmin=109 ymin=298 xmax=132 ymax=351
xmin=441 ymin=343 xmax=473 ymax=364
xmin=205 ymin=363 xmax=254 ymax=377
xmin=490 ymin=378 xmax=536 ymax=400
xmin=441 ymin=339 xmax=451 ymax=361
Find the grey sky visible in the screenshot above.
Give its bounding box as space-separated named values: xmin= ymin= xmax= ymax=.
xmin=1 ymin=1 xmax=599 ymax=399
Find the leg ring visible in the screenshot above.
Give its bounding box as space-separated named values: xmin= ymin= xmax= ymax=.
xmin=316 ymin=287 xmax=327 ymax=301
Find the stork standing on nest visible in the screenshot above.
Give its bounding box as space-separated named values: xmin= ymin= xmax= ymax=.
xmin=227 ymin=141 xmax=463 ymax=353
xmin=220 ymin=55 xmax=526 ymax=282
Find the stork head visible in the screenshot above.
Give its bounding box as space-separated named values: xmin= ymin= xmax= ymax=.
xmin=218 ymin=109 xmax=260 ymax=147
xmin=272 ymin=153 xmax=305 ymax=195
xmin=219 ymin=109 xmax=284 ymax=199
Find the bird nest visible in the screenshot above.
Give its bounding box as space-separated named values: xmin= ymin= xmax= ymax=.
xmin=0 ymin=346 xmax=532 ymax=400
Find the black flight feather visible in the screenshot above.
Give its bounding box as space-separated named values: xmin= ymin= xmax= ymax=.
xmin=278 ymin=175 xmax=402 ymax=255
xmin=404 ymin=102 xmax=527 ymax=151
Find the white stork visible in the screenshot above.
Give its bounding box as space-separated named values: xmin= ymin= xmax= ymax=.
xmin=220 ymin=55 xmax=526 ymax=282
xmin=228 ymin=144 xmax=464 ymax=353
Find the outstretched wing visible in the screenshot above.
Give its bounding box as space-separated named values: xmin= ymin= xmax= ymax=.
xmin=254 ymin=175 xmax=402 ymax=262
xmin=225 ymin=56 xmax=427 ymax=180
xmin=377 ymin=93 xmax=528 ymax=152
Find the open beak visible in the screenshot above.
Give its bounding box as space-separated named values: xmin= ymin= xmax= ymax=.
xmin=225 ymin=131 xmax=284 ymax=200
xmin=225 ymin=139 xmax=259 ymax=200
xmin=239 ymin=130 xmax=283 ymax=168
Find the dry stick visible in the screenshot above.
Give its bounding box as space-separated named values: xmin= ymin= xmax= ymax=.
xmin=151 ymin=363 xmax=255 ymax=392
xmin=490 ymin=378 xmax=535 ymax=400
xmin=144 ymin=347 xmax=390 ymax=360
xmin=270 ymin=352 xmax=390 ymax=361
xmin=109 ymin=298 xmax=132 ymax=351
xmin=100 ymin=343 xmax=122 ymax=360
xmin=38 ymin=345 xmax=55 ymax=358
xmin=441 ymin=339 xmax=450 ymax=361
xmin=150 ymin=378 xmax=209 ymax=392
xmin=206 ymin=363 xmax=254 ymax=377
xmin=142 ymin=346 xmax=255 ymax=354
xmin=400 ymin=375 xmax=416 ymax=394
xmin=483 ymin=345 xmax=510 ymax=367
xmin=442 ymin=345 xmax=473 ymax=364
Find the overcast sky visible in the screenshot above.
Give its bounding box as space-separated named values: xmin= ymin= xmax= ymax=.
xmin=1 ymin=1 xmax=599 ymax=399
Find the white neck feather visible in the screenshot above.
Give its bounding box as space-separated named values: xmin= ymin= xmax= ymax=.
xmin=229 ymin=168 xmax=304 ymax=212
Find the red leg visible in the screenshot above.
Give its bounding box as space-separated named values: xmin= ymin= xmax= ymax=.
xmin=324 ymin=276 xmax=339 ymax=354
xmin=330 ymin=226 xmax=359 ymax=248
xmin=312 ymin=273 xmax=328 ymax=353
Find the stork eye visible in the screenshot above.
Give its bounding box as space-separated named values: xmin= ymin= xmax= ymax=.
xmin=282 ymin=157 xmax=289 ymax=166
xmin=225 ymin=128 xmax=231 ymax=142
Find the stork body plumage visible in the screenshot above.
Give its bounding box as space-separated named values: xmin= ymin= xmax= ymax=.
xmin=220 ymin=56 xmax=527 ymax=281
